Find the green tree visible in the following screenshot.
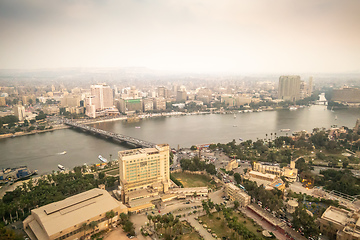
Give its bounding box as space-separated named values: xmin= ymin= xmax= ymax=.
xmin=190 ymin=145 xmax=197 ymax=150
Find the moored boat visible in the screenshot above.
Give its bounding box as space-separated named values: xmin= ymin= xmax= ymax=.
xmin=58 ymin=164 xmax=65 ymax=171
xmin=98 ymin=155 xmax=108 ymax=163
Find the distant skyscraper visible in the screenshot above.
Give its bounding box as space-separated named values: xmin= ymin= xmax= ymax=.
xmin=90 ymin=84 xmax=113 ymax=110
xmin=13 ymin=105 xmax=25 ymax=121
xmin=278 ymin=75 xmax=301 ymax=102
xmin=308 ymin=76 xmax=313 ymax=96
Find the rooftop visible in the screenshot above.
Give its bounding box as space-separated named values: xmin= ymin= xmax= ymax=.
xmin=31 ymin=188 xmax=127 ymax=237
xmin=321 ymin=206 xmax=350 ymax=226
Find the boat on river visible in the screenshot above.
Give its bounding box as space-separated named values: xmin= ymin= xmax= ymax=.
xmin=58 ymin=164 xmax=65 ymax=171
xmin=280 ymin=129 xmax=291 ymax=132
xmin=58 ymin=151 xmax=67 ymax=155
xmin=98 ymin=155 xmax=108 ymax=163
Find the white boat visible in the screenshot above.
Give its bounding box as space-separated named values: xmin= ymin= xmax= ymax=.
xmin=335 ymin=115 xmax=338 ymax=120
xmin=58 ymin=151 xmax=67 ymax=155
xmin=58 ymin=164 xmax=65 ymax=171
xmin=234 ymin=114 xmax=236 ymax=119
xmin=280 ymin=129 xmax=291 ymax=132
xmin=135 ymin=126 xmax=141 ymax=129
xmin=98 ymin=155 xmax=108 ymax=163
xmin=289 ymin=106 xmax=298 ymax=111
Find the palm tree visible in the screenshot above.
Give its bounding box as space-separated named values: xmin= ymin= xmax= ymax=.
xmin=89 ymin=221 xmax=98 ymax=234
xmin=106 ymin=210 xmax=115 ymax=227
xmin=147 ymin=214 xmax=153 ymax=229
xmin=81 ymin=223 xmax=88 ymax=239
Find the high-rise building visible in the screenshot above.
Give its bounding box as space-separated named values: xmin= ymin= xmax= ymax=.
xmin=118 ymin=144 xmax=170 ymax=203
xmin=176 ymin=90 xmax=187 ymax=102
xmin=278 ymin=75 xmax=301 ymax=102
xmin=13 ymin=105 xmax=25 ymax=121
xmin=90 ymin=84 xmax=113 ymax=110
xmin=308 ymin=76 xmax=313 ymax=96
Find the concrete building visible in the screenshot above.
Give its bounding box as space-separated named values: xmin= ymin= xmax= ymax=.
xmin=0 ymin=97 xmax=6 ymax=106
xmin=153 ymin=98 xmax=166 ymax=111
xmin=253 ymin=161 xmax=298 ymax=182
xmin=118 ymin=144 xmax=170 ymax=204
xmin=90 ymin=84 xmax=113 ymax=110
xmin=13 ymin=105 xmax=26 ymax=121
xmin=278 ymin=75 xmax=301 ymax=102
xmin=308 ymin=76 xmax=313 ymax=96
xmin=143 ymin=99 xmax=154 ymax=112
xmin=319 ymin=206 xmax=360 ymax=240
xmin=85 ymin=96 xmax=96 ymax=118
xmin=23 ymin=188 xmax=128 ymax=240
xmin=286 ymin=199 xmax=299 ymax=214
xmin=176 ymin=90 xmax=187 ymax=102
xmin=61 ymin=95 xmax=81 ymax=108
xmin=225 ymin=159 xmax=238 ymax=172
xmin=225 ymin=183 xmax=250 ymax=207
xmin=118 ymin=98 xmax=142 ymax=114
xmin=332 ymin=88 xmax=360 ymax=103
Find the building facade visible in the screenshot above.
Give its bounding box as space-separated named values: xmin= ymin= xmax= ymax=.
xmin=90 ymin=84 xmax=113 ymax=110
xmin=332 ymin=88 xmax=360 ymax=103
xmin=319 ymin=206 xmax=360 ymax=240
xmin=23 ymin=188 xmax=128 ymax=240
xmin=118 ymin=144 xmax=170 ymax=203
xmin=225 ymin=183 xmax=250 ymax=207
xmin=13 ymin=105 xmax=26 ymax=121
xmin=278 ymin=75 xmax=301 ymax=102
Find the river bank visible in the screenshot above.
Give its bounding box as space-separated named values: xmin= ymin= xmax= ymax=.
xmin=0 ymin=125 xmax=69 ymax=139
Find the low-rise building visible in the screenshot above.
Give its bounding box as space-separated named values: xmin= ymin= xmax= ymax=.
xmin=253 ymin=160 xmax=298 ymax=182
xmin=225 ymin=183 xmax=250 ymax=207
xmin=23 ymin=188 xmax=128 ymax=240
xmin=319 ymin=206 xmax=360 ymax=240
xmin=225 ymin=159 xmax=238 ymax=172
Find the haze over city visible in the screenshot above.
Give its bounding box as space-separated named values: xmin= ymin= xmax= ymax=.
xmin=1 ymin=0 xmax=360 ymax=73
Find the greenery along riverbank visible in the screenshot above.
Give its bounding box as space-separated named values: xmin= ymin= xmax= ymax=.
xmin=0 ymin=166 xmax=117 ymax=225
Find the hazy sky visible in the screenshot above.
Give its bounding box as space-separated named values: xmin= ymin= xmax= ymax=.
xmin=0 ymin=0 xmax=359 ymax=73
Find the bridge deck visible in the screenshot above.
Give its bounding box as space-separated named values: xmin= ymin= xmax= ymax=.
xmin=64 ymin=120 xmax=156 ymax=148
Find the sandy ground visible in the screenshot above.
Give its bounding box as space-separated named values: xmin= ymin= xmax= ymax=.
xmin=103 ymin=227 xmax=142 ymax=240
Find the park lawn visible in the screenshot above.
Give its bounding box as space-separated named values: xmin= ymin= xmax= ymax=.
xmin=199 ymin=211 xmax=265 ymax=240
xmin=172 ymin=172 xmax=217 ymax=189
xmin=181 ymin=231 xmax=202 ymax=240
xmin=233 ymin=211 xmax=265 ymax=239
xmin=199 ymin=213 xmax=232 ymax=239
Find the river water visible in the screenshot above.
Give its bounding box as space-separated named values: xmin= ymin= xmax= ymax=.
xmin=1 ymin=105 xmax=359 ymax=175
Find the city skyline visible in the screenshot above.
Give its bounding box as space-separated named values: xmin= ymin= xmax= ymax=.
xmin=1 ymin=0 xmax=360 ymax=74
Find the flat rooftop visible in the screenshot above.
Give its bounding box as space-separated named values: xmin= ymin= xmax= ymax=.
xmin=321 ymin=206 xmax=350 ymax=226
xmin=31 ymin=188 xmax=127 ymax=237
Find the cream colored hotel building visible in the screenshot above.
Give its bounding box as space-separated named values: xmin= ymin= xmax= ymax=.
xmin=118 ymin=144 xmax=170 ymax=203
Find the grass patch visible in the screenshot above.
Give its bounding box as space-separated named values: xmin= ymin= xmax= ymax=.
xmin=171 ymin=172 xmax=217 ymax=189
xmin=199 ymin=211 xmax=265 ymax=240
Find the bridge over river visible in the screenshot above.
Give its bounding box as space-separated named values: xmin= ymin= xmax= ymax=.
xmin=64 ymin=120 xmax=156 ymax=148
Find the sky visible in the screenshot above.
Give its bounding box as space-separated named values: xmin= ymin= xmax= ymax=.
xmin=0 ymin=0 xmax=360 ymax=74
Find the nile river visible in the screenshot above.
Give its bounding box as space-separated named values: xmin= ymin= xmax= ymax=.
xmin=0 ymin=105 xmax=359 ymax=175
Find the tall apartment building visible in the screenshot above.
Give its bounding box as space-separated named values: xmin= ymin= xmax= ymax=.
xmin=153 ymin=98 xmax=166 ymax=111
xmin=118 ymin=98 xmax=142 ymax=114
xmin=90 ymin=84 xmax=113 ymax=110
xmin=278 ymin=75 xmax=301 ymax=102
xmin=85 ymin=84 xmax=113 ymax=118
xmin=118 ymin=144 xmax=170 ymax=203
xmin=14 ymin=105 xmax=26 ymax=121
xmin=308 ymin=76 xmax=313 ymax=96
xmin=176 ymin=90 xmax=187 ymax=102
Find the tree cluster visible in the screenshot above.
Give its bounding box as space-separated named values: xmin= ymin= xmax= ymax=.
xmin=180 ymin=156 xmax=217 ymax=175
